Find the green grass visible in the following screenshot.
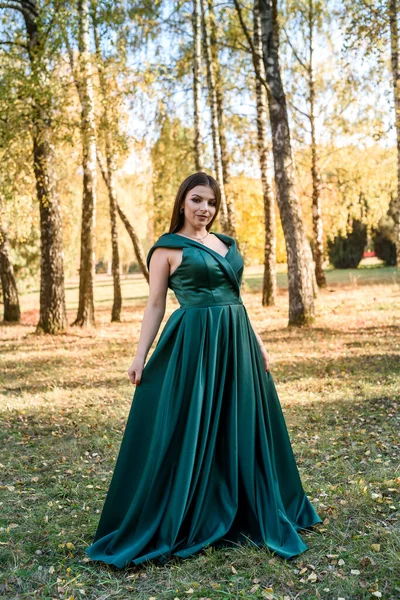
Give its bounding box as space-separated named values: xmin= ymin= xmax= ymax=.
xmin=1 ymin=264 xmax=399 ymax=599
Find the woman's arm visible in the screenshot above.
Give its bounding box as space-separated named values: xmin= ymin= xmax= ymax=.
xmin=128 ymin=248 xmax=171 ymax=385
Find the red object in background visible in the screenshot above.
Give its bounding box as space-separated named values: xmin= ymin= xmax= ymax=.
xmin=363 ymin=251 xmax=376 ymax=258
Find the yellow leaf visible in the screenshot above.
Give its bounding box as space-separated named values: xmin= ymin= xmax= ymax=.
xmin=371 ymin=544 xmax=381 ymax=552
xmin=299 ymin=567 xmax=308 ymax=574
xmin=65 ymin=542 xmax=75 ymax=550
xmin=231 ymin=565 xmax=237 ymax=574
xmin=308 ymin=572 xmax=317 ymax=582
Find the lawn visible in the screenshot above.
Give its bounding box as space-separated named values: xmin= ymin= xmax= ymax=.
xmin=1 ymin=264 xmax=399 ymax=599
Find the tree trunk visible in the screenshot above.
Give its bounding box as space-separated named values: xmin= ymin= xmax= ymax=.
xmin=389 ymin=0 xmax=400 ymax=267
xmin=20 ymin=0 xmax=68 ymax=334
xmin=97 ymin=151 xmax=149 ymax=285
xmin=92 ymin=9 xmax=122 ymax=322
xmin=106 ymin=154 xmax=122 ymax=322
xmin=116 ymin=203 xmax=150 ymax=284
xmin=208 ymin=0 xmax=238 ymax=238
xmin=73 ymin=0 xmax=97 ymax=326
xmin=200 ymin=0 xmax=229 ymax=232
xmin=259 ymin=0 xmax=315 ymax=325
xmin=308 ymin=0 xmax=326 ymax=287
xmin=0 ymin=217 xmax=20 ymax=323
xmin=193 ymin=0 xmax=204 ymax=171
xmin=253 ymin=0 xmax=277 ymax=306
xmin=33 ymin=133 xmax=68 ymax=333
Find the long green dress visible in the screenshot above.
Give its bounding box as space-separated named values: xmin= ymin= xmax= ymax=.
xmin=86 ymin=231 xmax=322 ymax=568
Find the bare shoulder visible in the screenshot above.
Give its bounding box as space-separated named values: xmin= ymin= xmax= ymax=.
xmin=149 ymin=246 xmax=182 ymax=269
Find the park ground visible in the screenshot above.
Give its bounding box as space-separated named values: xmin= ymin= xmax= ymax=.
xmin=0 ymin=261 xmax=400 ymax=599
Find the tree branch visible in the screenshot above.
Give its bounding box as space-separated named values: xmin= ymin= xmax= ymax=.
xmin=233 ymin=0 xmax=272 ymax=98
xmin=282 ymin=25 xmax=308 ymax=71
xmin=0 ymin=39 xmax=28 ymax=50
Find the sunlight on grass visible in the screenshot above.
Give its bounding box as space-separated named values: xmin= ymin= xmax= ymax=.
xmin=1 ymin=266 xmax=399 ymax=599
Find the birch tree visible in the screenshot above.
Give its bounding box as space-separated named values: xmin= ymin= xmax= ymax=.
xmin=91 ymin=1 xmax=121 ymax=322
xmin=207 ymin=0 xmax=238 ymax=239
xmin=258 ymin=0 xmax=315 ymax=325
xmin=200 ymin=0 xmax=230 ymax=232
xmin=253 ymin=0 xmax=277 ymax=305
xmin=283 ymin=0 xmax=327 ymax=286
xmin=65 ymin=0 xmax=98 ymax=326
xmin=193 ymin=0 xmax=205 ymax=171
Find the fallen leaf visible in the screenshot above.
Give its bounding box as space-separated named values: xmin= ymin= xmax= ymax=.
xmin=371 ymin=544 xmax=381 ymax=552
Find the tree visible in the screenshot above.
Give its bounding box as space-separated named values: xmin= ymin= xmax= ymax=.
xmin=0 ymin=0 xmax=68 ymax=334
xmin=258 ymin=0 xmax=315 ymax=325
xmin=283 ymin=0 xmax=327 ymax=286
xmin=192 ymin=0 xmax=205 ymax=171
xmin=235 ymin=0 xmax=277 ymax=306
xmin=64 ymin=0 xmax=98 ymax=326
xmin=253 ymin=0 xmax=277 ymax=305
xmin=207 ymin=0 xmax=239 ymax=239
xmin=0 ymin=201 xmax=20 ymax=322
xmin=200 ymin=0 xmax=230 ymax=233
xmin=91 ymin=1 xmax=122 ymax=322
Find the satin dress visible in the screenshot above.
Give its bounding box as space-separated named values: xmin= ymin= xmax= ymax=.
xmin=86 ymin=231 xmax=322 ymax=568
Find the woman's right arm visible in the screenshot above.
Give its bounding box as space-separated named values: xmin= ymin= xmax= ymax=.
xmin=128 ymin=248 xmax=170 ymax=386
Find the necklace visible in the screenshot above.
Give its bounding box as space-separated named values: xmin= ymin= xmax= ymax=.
xmin=176 ymin=230 xmax=210 ymax=244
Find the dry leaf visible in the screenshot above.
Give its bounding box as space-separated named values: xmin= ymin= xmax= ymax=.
xmin=371 ymin=544 xmax=381 ymax=552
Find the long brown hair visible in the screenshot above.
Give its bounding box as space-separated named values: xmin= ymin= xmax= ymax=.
xmin=168 ymin=172 xmax=221 ymax=233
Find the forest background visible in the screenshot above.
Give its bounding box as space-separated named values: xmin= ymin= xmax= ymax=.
xmin=0 ymin=0 xmax=399 ymax=331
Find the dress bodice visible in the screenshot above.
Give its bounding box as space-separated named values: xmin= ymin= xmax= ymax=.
xmin=146 ymin=232 xmax=245 ymax=309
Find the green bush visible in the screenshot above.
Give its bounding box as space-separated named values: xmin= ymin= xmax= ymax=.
xmin=327 ymin=218 xmax=367 ymax=268
xmin=372 ymin=214 xmax=397 ymax=266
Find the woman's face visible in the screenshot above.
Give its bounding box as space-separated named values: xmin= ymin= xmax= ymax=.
xmin=181 ymin=185 xmax=217 ymax=229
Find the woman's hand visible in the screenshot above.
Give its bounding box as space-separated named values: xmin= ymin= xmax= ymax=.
xmin=259 ymin=344 xmax=270 ymax=372
xmin=128 ymin=356 xmax=145 ymax=386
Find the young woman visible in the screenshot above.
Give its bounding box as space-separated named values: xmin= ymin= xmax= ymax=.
xmin=86 ymin=172 xmax=322 ymax=568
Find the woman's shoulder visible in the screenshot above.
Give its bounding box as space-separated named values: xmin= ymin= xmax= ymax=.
xmin=146 ymin=233 xmax=178 ymax=270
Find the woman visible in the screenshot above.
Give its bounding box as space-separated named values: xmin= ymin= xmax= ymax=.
xmin=86 ymin=172 xmax=322 ymax=569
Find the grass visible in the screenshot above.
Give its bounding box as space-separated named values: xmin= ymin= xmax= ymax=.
xmin=0 ymin=263 xmax=399 ymax=599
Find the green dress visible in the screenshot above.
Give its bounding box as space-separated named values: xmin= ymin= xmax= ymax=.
xmin=86 ymin=231 xmax=322 ymax=568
